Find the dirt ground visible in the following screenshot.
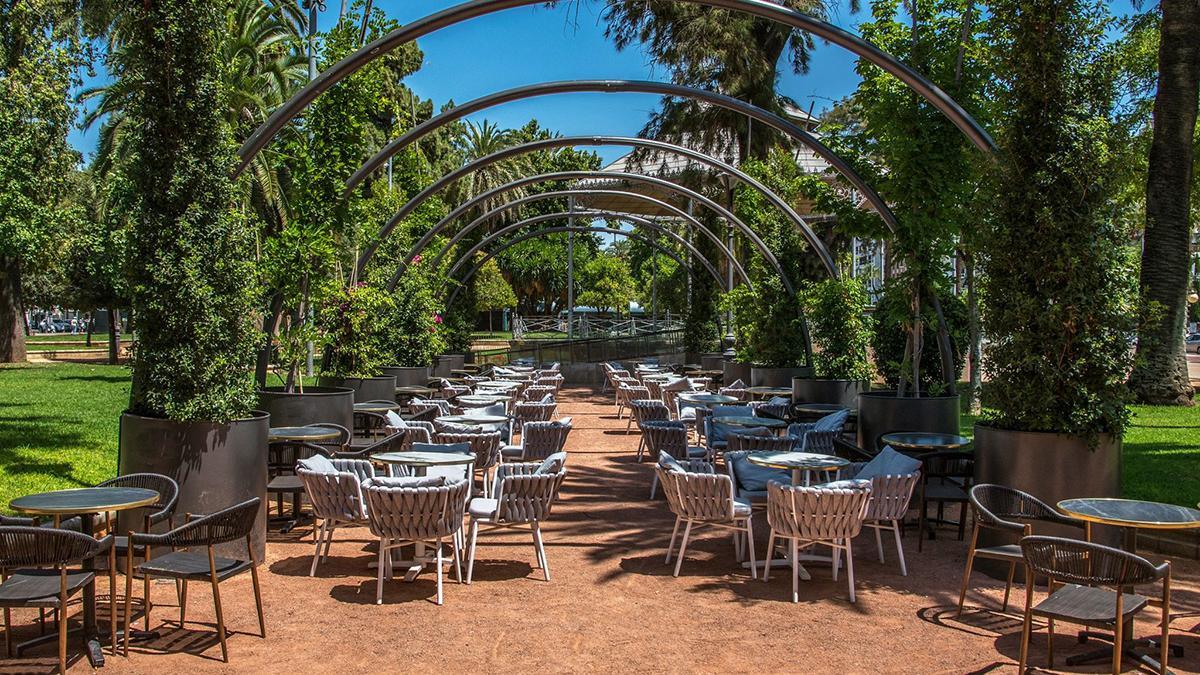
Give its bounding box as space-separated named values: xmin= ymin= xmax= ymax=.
xmin=5 ymin=386 xmax=1199 ymax=674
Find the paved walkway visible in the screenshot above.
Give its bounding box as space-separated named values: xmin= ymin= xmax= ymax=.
xmin=15 ymin=387 xmax=1199 ymax=673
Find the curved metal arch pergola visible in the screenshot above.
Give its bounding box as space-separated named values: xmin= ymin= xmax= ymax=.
xmin=358 ymin=135 xmax=834 ymax=286
xmin=435 ymin=210 xmax=729 ymax=293
xmin=442 ymin=224 xmax=722 ymax=310
xmin=418 ymin=189 xmax=752 ymax=290
xmin=345 ymin=79 xmax=897 ymax=232
xmin=236 ymin=0 xmax=995 ymax=176
xmin=398 ymin=169 xmax=786 ymax=287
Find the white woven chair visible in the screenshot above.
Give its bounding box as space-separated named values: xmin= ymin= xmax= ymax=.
xmin=657 ymin=460 xmax=757 ymax=578
xmin=296 ymin=457 xmax=376 ymax=576
xmin=501 ymin=418 xmax=572 ymax=461
xmin=856 ymin=472 xmax=920 ymax=576
xmin=628 ymin=399 xmax=670 ymax=460
xmin=362 ymin=476 xmax=470 ymax=605
xmin=432 ymin=431 xmax=502 ymax=497
xmin=466 ymin=453 xmax=568 ymax=583
xmin=616 ymin=383 xmax=649 ymax=420
xmin=513 ymin=400 xmax=557 ymax=430
xmin=764 ymin=481 xmax=871 ymax=603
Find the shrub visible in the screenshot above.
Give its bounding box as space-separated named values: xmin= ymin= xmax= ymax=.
xmin=871 ymin=279 xmax=967 ymax=394
xmin=723 ymin=277 xmax=808 ymax=367
xmin=802 ymin=277 xmax=874 ymax=381
xmin=381 ymin=266 xmax=445 ymax=367
xmin=321 ymin=284 xmax=393 ymax=378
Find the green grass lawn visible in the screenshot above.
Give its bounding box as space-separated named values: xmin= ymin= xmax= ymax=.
xmin=1 ymin=362 xmax=1197 ymax=511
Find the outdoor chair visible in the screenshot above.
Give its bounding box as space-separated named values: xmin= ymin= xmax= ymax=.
xmin=916 ymin=450 xmax=974 ymax=551
xmin=1017 ymin=535 xmax=1170 ymax=674
xmin=628 ymin=399 xmax=670 ymax=460
xmin=123 ymin=497 xmax=264 ymax=663
xmin=410 ymin=398 xmax=457 ymax=419
xmin=309 ymin=422 xmax=352 ymax=455
xmin=297 ymin=456 xmax=376 ymax=576
xmin=362 ymin=477 xmax=470 ymax=605
xmin=831 ymin=437 xmax=878 ymax=463
xmin=660 ymin=378 xmax=698 ymax=422
xmin=694 ymin=406 xmax=711 ymax=446
xmin=382 ymin=419 xmax=435 ymax=453
xmin=786 ymin=408 xmax=850 ymax=454
xmin=433 ymin=431 xmax=502 ymax=497
xmin=612 ymin=376 xmax=639 ymax=410
xmin=644 ymin=378 xmax=664 ymax=403
xmin=727 ymin=431 xmax=802 ymax=453
xmin=702 ymin=406 xmax=758 ymax=456
xmin=616 ymin=383 xmax=649 ymax=420
xmin=764 ymin=481 xmax=871 ymax=603
xmin=354 ymin=404 xmax=396 ymax=440
xmin=657 ymin=459 xmax=756 ymax=579
xmin=751 ymin=396 xmax=792 ymax=421
xmin=513 ymin=400 xmax=557 ymax=431
xmin=957 ymin=484 xmax=1088 ymax=616
xmin=439 ymin=378 xmax=471 ymax=399
xmin=267 ymin=440 xmax=328 ymax=532
xmin=99 ymin=473 xmax=180 ymax=631
xmin=522 ymin=385 xmax=556 ymax=403
xmin=0 ymin=526 xmax=116 ymax=672
xmin=466 ymin=452 xmax=567 ymax=584
xmin=642 ymin=421 xmax=708 ymax=498
xmin=535 ymin=375 xmax=564 ymax=391
xmin=826 ymin=450 xmax=921 ymax=576
xmin=723 ymin=442 xmax=790 ymax=505
xmin=501 ymin=418 xmax=572 ymax=461
xmin=719 ymin=381 xmax=748 ymax=401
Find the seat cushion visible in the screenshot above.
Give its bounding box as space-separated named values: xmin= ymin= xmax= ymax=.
xmin=138 ymin=550 xmax=252 ymax=581
xmin=297 ymin=454 xmax=336 ymax=474
xmin=0 ymin=569 xmax=93 ymax=606
xmin=855 ymin=445 xmax=922 ymax=480
xmin=500 ymin=444 xmax=523 ymax=458
xmin=469 ymin=498 xmax=498 ymax=519
xmin=733 ymin=498 xmax=753 ymax=517
xmin=1033 ymin=584 xmax=1149 ymax=624
xmin=731 ymin=454 xmax=789 ymax=492
xmin=685 ymin=446 xmax=708 ymax=459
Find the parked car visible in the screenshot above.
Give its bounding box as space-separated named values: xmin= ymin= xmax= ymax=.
xmin=1187 ymin=333 xmax=1200 ymax=354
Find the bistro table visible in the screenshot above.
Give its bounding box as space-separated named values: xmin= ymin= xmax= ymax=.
xmin=879 ymin=431 xmax=971 ymax=455
xmin=793 ymin=402 xmax=849 ymax=417
xmin=10 ymin=487 xmax=160 ymax=667
xmin=477 ymin=380 xmax=520 ymax=390
xmin=268 ymin=425 xmax=342 ymax=443
xmin=677 ymin=393 xmax=739 ymax=408
xmin=745 ymin=386 xmax=792 ymax=400
xmin=1056 ymin=497 xmax=1200 ymax=669
xmin=456 ymin=394 xmax=510 ymax=409
xmin=354 ymin=401 xmax=401 ymax=413
xmin=747 ymin=451 xmax=850 ymax=486
xmin=435 ymin=414 xmax=510 ymax=426
xmin=715 ymin=415 xmax=787 ymax=431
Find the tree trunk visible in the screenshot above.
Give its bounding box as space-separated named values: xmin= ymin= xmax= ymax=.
xmin=964 ymin=251 xmax=983 ymax=414
xmin=928 ymin=287 xmax=957 ymax=396
xmin=1129 ymin=0 xmax=1198 ymax=406
xmin=0 ymin=255 xmax=27 ymax=363
xmin=107 ymin=307 xmax=121 ymax=365
xmin=255 ymin=292 xmax=285 ymax=388
xmin=85 ymin=313 xmax=93 ymax=348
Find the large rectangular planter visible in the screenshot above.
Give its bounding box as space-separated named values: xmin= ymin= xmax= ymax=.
xmin=723 ymin=361 xmax=753 ymax=386
xmin=381 ymin=366 xmax=430 ymax=388
xmin=118 ymin=411 xmax=268 ymax=559
xmin=257 ymin=386 xmax=354 ymax=431
xmin=750 ymin=366 xmax=813 ymax=388
xmin=317 ymin=375 xmax=397 ymax=403
xmin=857 ymin=390 xmax=960 ymax=451
xmin=791 ymin=378 xmax=866 ymax=408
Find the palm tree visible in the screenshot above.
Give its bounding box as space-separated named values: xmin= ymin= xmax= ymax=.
xmin=450 ymin=120 xmax=531 ymax=220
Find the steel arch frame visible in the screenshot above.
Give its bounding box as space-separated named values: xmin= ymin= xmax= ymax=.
xmin=418 ymin=189 xmax=751 ymax=290
xmin=358 ymin=135 xmax=833 ymax=286
xmin=442 ymin=225 xmax=721 ymax=310
xmin=436 ymin=211 xmax=728 ymax=293
xmin=396 ymin=170 xmax=787 ymax=289
xmin=236 ymin=0 xmax=994 ymax=175
xmin=345 ymin=79 xmax=897 ymax=232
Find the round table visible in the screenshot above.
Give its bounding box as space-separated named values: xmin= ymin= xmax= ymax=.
xmin=354 ymin=401 xmax=401 ymax=413
xmin=456 ymin=394 xmax=509 ymax=408
xmin=435 ymin=414 xmax=510 ymax=426
xmin=477 ymin=380 xmax=519 ymax=390
xmin=879 ymin=432 xmax=970 ymax=454
xmin=371 ymin=450 xmax=475 ymax=477
xmin=747 ymin=451 xmax=850 ymax=486
xmin=11 ymin=487 xmax=161 ymax=666
xmin=677 ymin=393 xmax=739 ymax=407
xmin=268 ymin=425 xmax=342 ymax=443
xmin=793 ymin=402 xmax=849 ymax=416
xmin=716 ymin=416 xmax=787 ymax=431
xmin=395 ymin=385 xmax=438 ymax=397
xmin=746 ymin=386 xmax=792 ymax=399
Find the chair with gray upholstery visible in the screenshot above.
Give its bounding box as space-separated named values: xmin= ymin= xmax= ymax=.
xmin=432 ymin=431 xmax=502 ymax=497
xmin=466 ymin=453 xmax=568 ymax=584
xmin=828 ymin=452 xmax=921 ymax=576
xmin=522 ymin=385 xmax=556 ymax=403
xmin=752 ymin=396 xmax=792 ymax=421
xmin=628 ymin=399 xmax=669 ymax=459
xmin=657 ymin=460 xmax=756 ymax=579
xmin=410 ymin=397 xmax=457 ymax=418
xmin=501 ymin=418 xmax=572 ymax=462
xmin=786 ymin=408 xmax=850 ymax=454
xmin=297 ymin=456 xmax=376 ymax=576
xmin=764 ymin=481 xmax=871 ymax=603
xmin=643 ymin=420 xmax=709 ymax=499
xmin=615 ymin=383 xmax=648 ymax=420
xmin=513 ymin=400 xmax=557 ymax=432
xmin=723 ymin=443 xmax=790 ymax=504
xmin=362 ymin=477 xmax=470 ymax=605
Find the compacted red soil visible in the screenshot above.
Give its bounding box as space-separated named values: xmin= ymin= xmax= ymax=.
xmin=4 ymin=386 xmax=1199 ymax=673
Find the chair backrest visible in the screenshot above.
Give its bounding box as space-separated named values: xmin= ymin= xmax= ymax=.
xmin=409 ymin=398 xmax=451 ymax=418
xmin=519 ymin=420 xmax=572 ymax=460
xmin=727 ymin=432 xmax=799 ymax=453
xmin=493 ymin=462 xmax=568 ymax=522
xmin=712 ymin=405 xmax=754 ymax=418
xmin=268 ymin=441 xmax=328 ymax=476
xmin=309 ymin=423 xmax=351 ymax=451
xmin=629 ymin=399 xmax=669 ymax=426
xmin=1020 ymin=535 xmax=1167 ymax=588
xmin=297 ymin=463 xmax=369 ymax=521
xmin=641 ymin=420 xmax=689 ymax=461
xmin=433 ymin=431 xmax=501 ymax=470
xmin=718 ymin=386 xmax=748 ymax=401
xmin=766 ymin=482 xmax=871 ymax=540
xmin=921 ymin=451 xmax=974 ymax=491
xmin=362 ymin=477 xmax=470 ymax=541
xmin=97 ymin=472 xmax=180 ymax=526
xmin=523 ymin=385 xmax=556 ymax=402
xmin=514 ymin=400 xmax=556 ymax=424
xmin=147 ymin=498 xmax=262 ymax=549
xmin=863 ymin=472 xmax=920 ymax=521
xmin=353 ymin=410 xmax=390 ymax=438
xmin=658 ymin=468 xmax=736 ymax=521
xmin=969 ymin=484 xmax=1080 ymax=531
xmin=644 ymin=379 xmax=664 ymax=401
xmin=618 ymin=385 xmax=650 ymax=406
xmin=0 ymin=526 xmax=104 ymax=568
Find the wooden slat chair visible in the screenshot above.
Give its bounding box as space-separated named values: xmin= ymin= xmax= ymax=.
xmin=1018 ymin=536 xmax=1170 ymax=674
xmin=764 ymin=481 xmax=871 ymax=603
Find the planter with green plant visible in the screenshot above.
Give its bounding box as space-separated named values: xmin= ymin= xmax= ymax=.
xmin=974 ymin=0 xmax=1132 ymax=513
xmin=380 ymin=262 xmax=445 ymax=386
xmin=723 ymin=279 xmax=814 ymax=388
xmin=317 ymin=283 xmax=398 ymax=402
xmin=114 ymin=0 xmax=267 ymax=557
xmin=792 ymin=276 xmax=875 ymax=407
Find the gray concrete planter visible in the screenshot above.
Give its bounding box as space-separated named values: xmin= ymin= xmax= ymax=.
xmin=723 ymin=361 xmax=753 ymax=386
xmin=750 ymin=366 xmax=813 ymax=388
xmin=858 ymin=390 xmax=961 ymax=451
xmin=257 ymin=386 xmax=354 ymax=431
xmin=381 ymin=366 xmax=431 ymax=387
xmin=318 ymin=375 xmax=396 ymax=403
xmin=433 ymin=354 xmax=466 ymax=377
xmin=118 ymin=411 xmax=268 ymax=559
xmin=700 ymin=352 xmax=725 ymax=371
xmin=791 ymin=378 xmax=867 ymax=408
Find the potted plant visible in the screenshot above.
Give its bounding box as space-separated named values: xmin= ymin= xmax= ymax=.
xmin=724 ymin=279 xmax=814 ymax=388
xmin=115 ymin=0 xmax=267 ymax=558
xmin=792 ymin=276 xmax=875 ymax=407
xmin=257 ymin=317 xmax=355 ymax=430
xmin=317 ymin=283 xmax=398 ymax=401
xmin=380 ymin=262 xmax=445 ymax=386
xmin=974 ymin=0 xmax=1131 ymax=510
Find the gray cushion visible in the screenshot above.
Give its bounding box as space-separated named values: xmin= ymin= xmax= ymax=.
xmin=817 ymin=478 xmax=873 ymax=490
xmin=500 ymin=444 xmax=523 ymax=458
xmin=709 ymin=421 xmax=769 ymax=445
xmin=767 ymin=396 xmax=791 ymax=406
xmin=661 ymin=377 xmax=693 ymax=393
xmin=365 ymin=475 xmax=445 ymax=488
xmin=713 ymin=405 xmax=754 ymax=417
xmin=731 ymin=455 xmax=789 ymax=492
xmin=468 ymin=498 xmax=498 ymax=518
xmin=726 ymin=379 xmax=746 ymax=389
xmin=813 ymin=409 xmax=850 ymax=432
xmin=297 ymin=454 xmax=336 ymax=474
xmin=466 ymin=403 xmax=506 ymax=418
xmin=855 ymin=445 xmax=922 ymax=480
xmin=537 ymin=452 xmax=567 ymax=474
xmin=385 ymin=410 xmax=407 ymax=428
xmin=733 ymin=498 xmax=753 ymax=517
xmin=412 ymin=442 xmax=472 ymax=455
xmin=657 ymin=453 xmax=685 ymax=473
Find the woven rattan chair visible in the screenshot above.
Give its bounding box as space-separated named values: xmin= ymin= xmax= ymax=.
xmin=855 ymin=471 xmax=920 ymax=576
xmin=764 ymin=481 xmax=871 ymax=603
xmin=657 ymin=464 xmax=756 ymax=578
xmin=410 ymin=398 xmax=456 ymax=419
xmin=513 ymin=400 xmax=556 ymax=431
xmin=501 ymin=419 xmax=572 ymax=461
xmin=353 ymin=406 xmax=392 ymax=440
xmin=535 ymin=375 xmax=564 ymax=391
xmin=917 ymin=450 xmax=974 ymax=551
xmin=718 ymin=385 xmax=748 ymax=401
xmin=1017 ymin=536 xmax=1170 ymax=674
xmin=644 ymin=378 xmax=664 ymax=403
xmin=0 ymin=527 xmax=116 ymax=672
xmin=787 ymin=409 xmax=850 ymax=455
xmin=99 ymin=473 xmax=179 ymax=631
xmin=752 ymin=399 xmax=792 ymax=422
xmin=612 ymin=376 xmax=640 ymax=410
xmin=297 ymin=457 xmax=376 ymax=576
xmin=522 ymin=385 xmax=556 ymax=403
xmin=363 ymin=477 xmax=470 ymax=605
xmin=433 ymin=431 xmax=501 ymax=497
xmin=957 ymin=484 xmax=1088 ymax=616
xmin=466 ymin=453 xmax=567 ymax=584
xmin=628 ymin=399 xmax=669 ymax=460
xmin=124 ymin=498 xmax=264 ymax=662
xmin=267 ymin=440 xmax=328 ymax=532
xmin=643 ymin=421 xmax=709 ymax=499
xmin=615 ymin=383 xmax=648 ymax=420
xmin=438 ymin=378 xmax=471 ymax=399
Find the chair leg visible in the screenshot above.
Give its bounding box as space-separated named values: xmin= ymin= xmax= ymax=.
xmin=249 ymin=557 xmax=265 ymax=638
xmin=452 ymin=532 xmax=463 ymax=584
xmin=763 ymin=531 xmax=776 ymax=582
xmin=1018 ymin=569 xmax=1034 ymax=673
xmin=790 ymin=539 xmax=799 ymax=603
xmin=672 ymin=521 xmax=693 ymax=578
xmin=207 ymin=548 xmax=228 ymax=663
xmin=3 ymin=605 xmax=9 ymax=658
xmin=109 ymin=546 xmax=117 ymax=655
xmin=665 ymin=516 xmax=681 ymax=564
xmin=142 ymin=547 xmax=152 ymax=632
xmin=649 ymin=473 xmax=659 ymax=500
xmin=832 ymin=545 xmax=840 ymax=582
xmin=874 ymin=524 xmax=884 ymax=563
xmin=376 ymin=541 xmax=386 ymax=604
xmin=917 ymin=500 xmax=926 ymax=552
xmin=310 ymin=521 xmax=326 ymax=576
xmin=435 ymin=537 xmax=444 ymax=606
xmin=1047 ymin=617 xmax=1054 ymax=668
xmin=958 ymin=502 xmax=968 ymax=541
xmin=956 ymin=527 xmax=979 ymax=618
xmin=1112 ymin=593 xmax=1124 ymax=675
xmin=846 ymin=542 xmax=857 ymax=604
xmin=58 ymin=575 xmax=68 ymax=674
xmin=533 ymin=521 xmax=550 ymax=582
xmin=123 ymin=549 xmax=134 ymax=656
xmin=466 ymin=520 xmax=480 ymax=584
xmin=745 ymin=517 xmax=757 ymax=580
xmin=1003 ymin=561 xmax=1017 ymax=612
xmin=636 ymin=438 xmax=645 ymax=462
xmin=321 ymin=522 xmax=335 ymax=562
xmin=891 ymin=521 xmax=907 ymax=577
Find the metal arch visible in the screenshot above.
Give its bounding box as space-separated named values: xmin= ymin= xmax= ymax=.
xmin=434 ymin=211 xmax=728 ymax=293
xmin=345 ymin=80 xmax=898 ymax=232
xmin=236 ymin=0 xmax=995 ymax=175
xmin=394 ymin=170 xmax=787 ymax=290
xmin=418 ymin=189 xmax=752 ymax=289
xmin=443 ymin=225 xmax=717 ymax=310
xmin=358 ymin=135 xmax=833 ymax=285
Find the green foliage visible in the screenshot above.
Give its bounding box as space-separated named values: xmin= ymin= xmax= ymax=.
xmin=440 ymin=308 xmax=474 ymax=355
xmin=722 ymin=277 xmax=808 ymax=367
xmin=121 ymin=0 xmax=259 ymax=421
xmin=321 ymin=283 xmax=393 ymax=378
xmin=871 ymin=279 xmax=968 ymax=393
xmin=802 ymin=276 xmax=874 ymax=381
xmin=63 ymin=170 xmax=126 ymax=313
xmin=381 ymin=264 xmax=445 ymax=367
xmin=981 ymin=0 xmax=1135 ymax=439
xmin=473 ymin=257 xmax=517 ymax=312
xmin=577 ymin=251 xmax=636 ymax=314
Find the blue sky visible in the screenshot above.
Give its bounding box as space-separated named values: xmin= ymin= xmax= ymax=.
xmin=69 ymin=0 xmax=1138 ymax=165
